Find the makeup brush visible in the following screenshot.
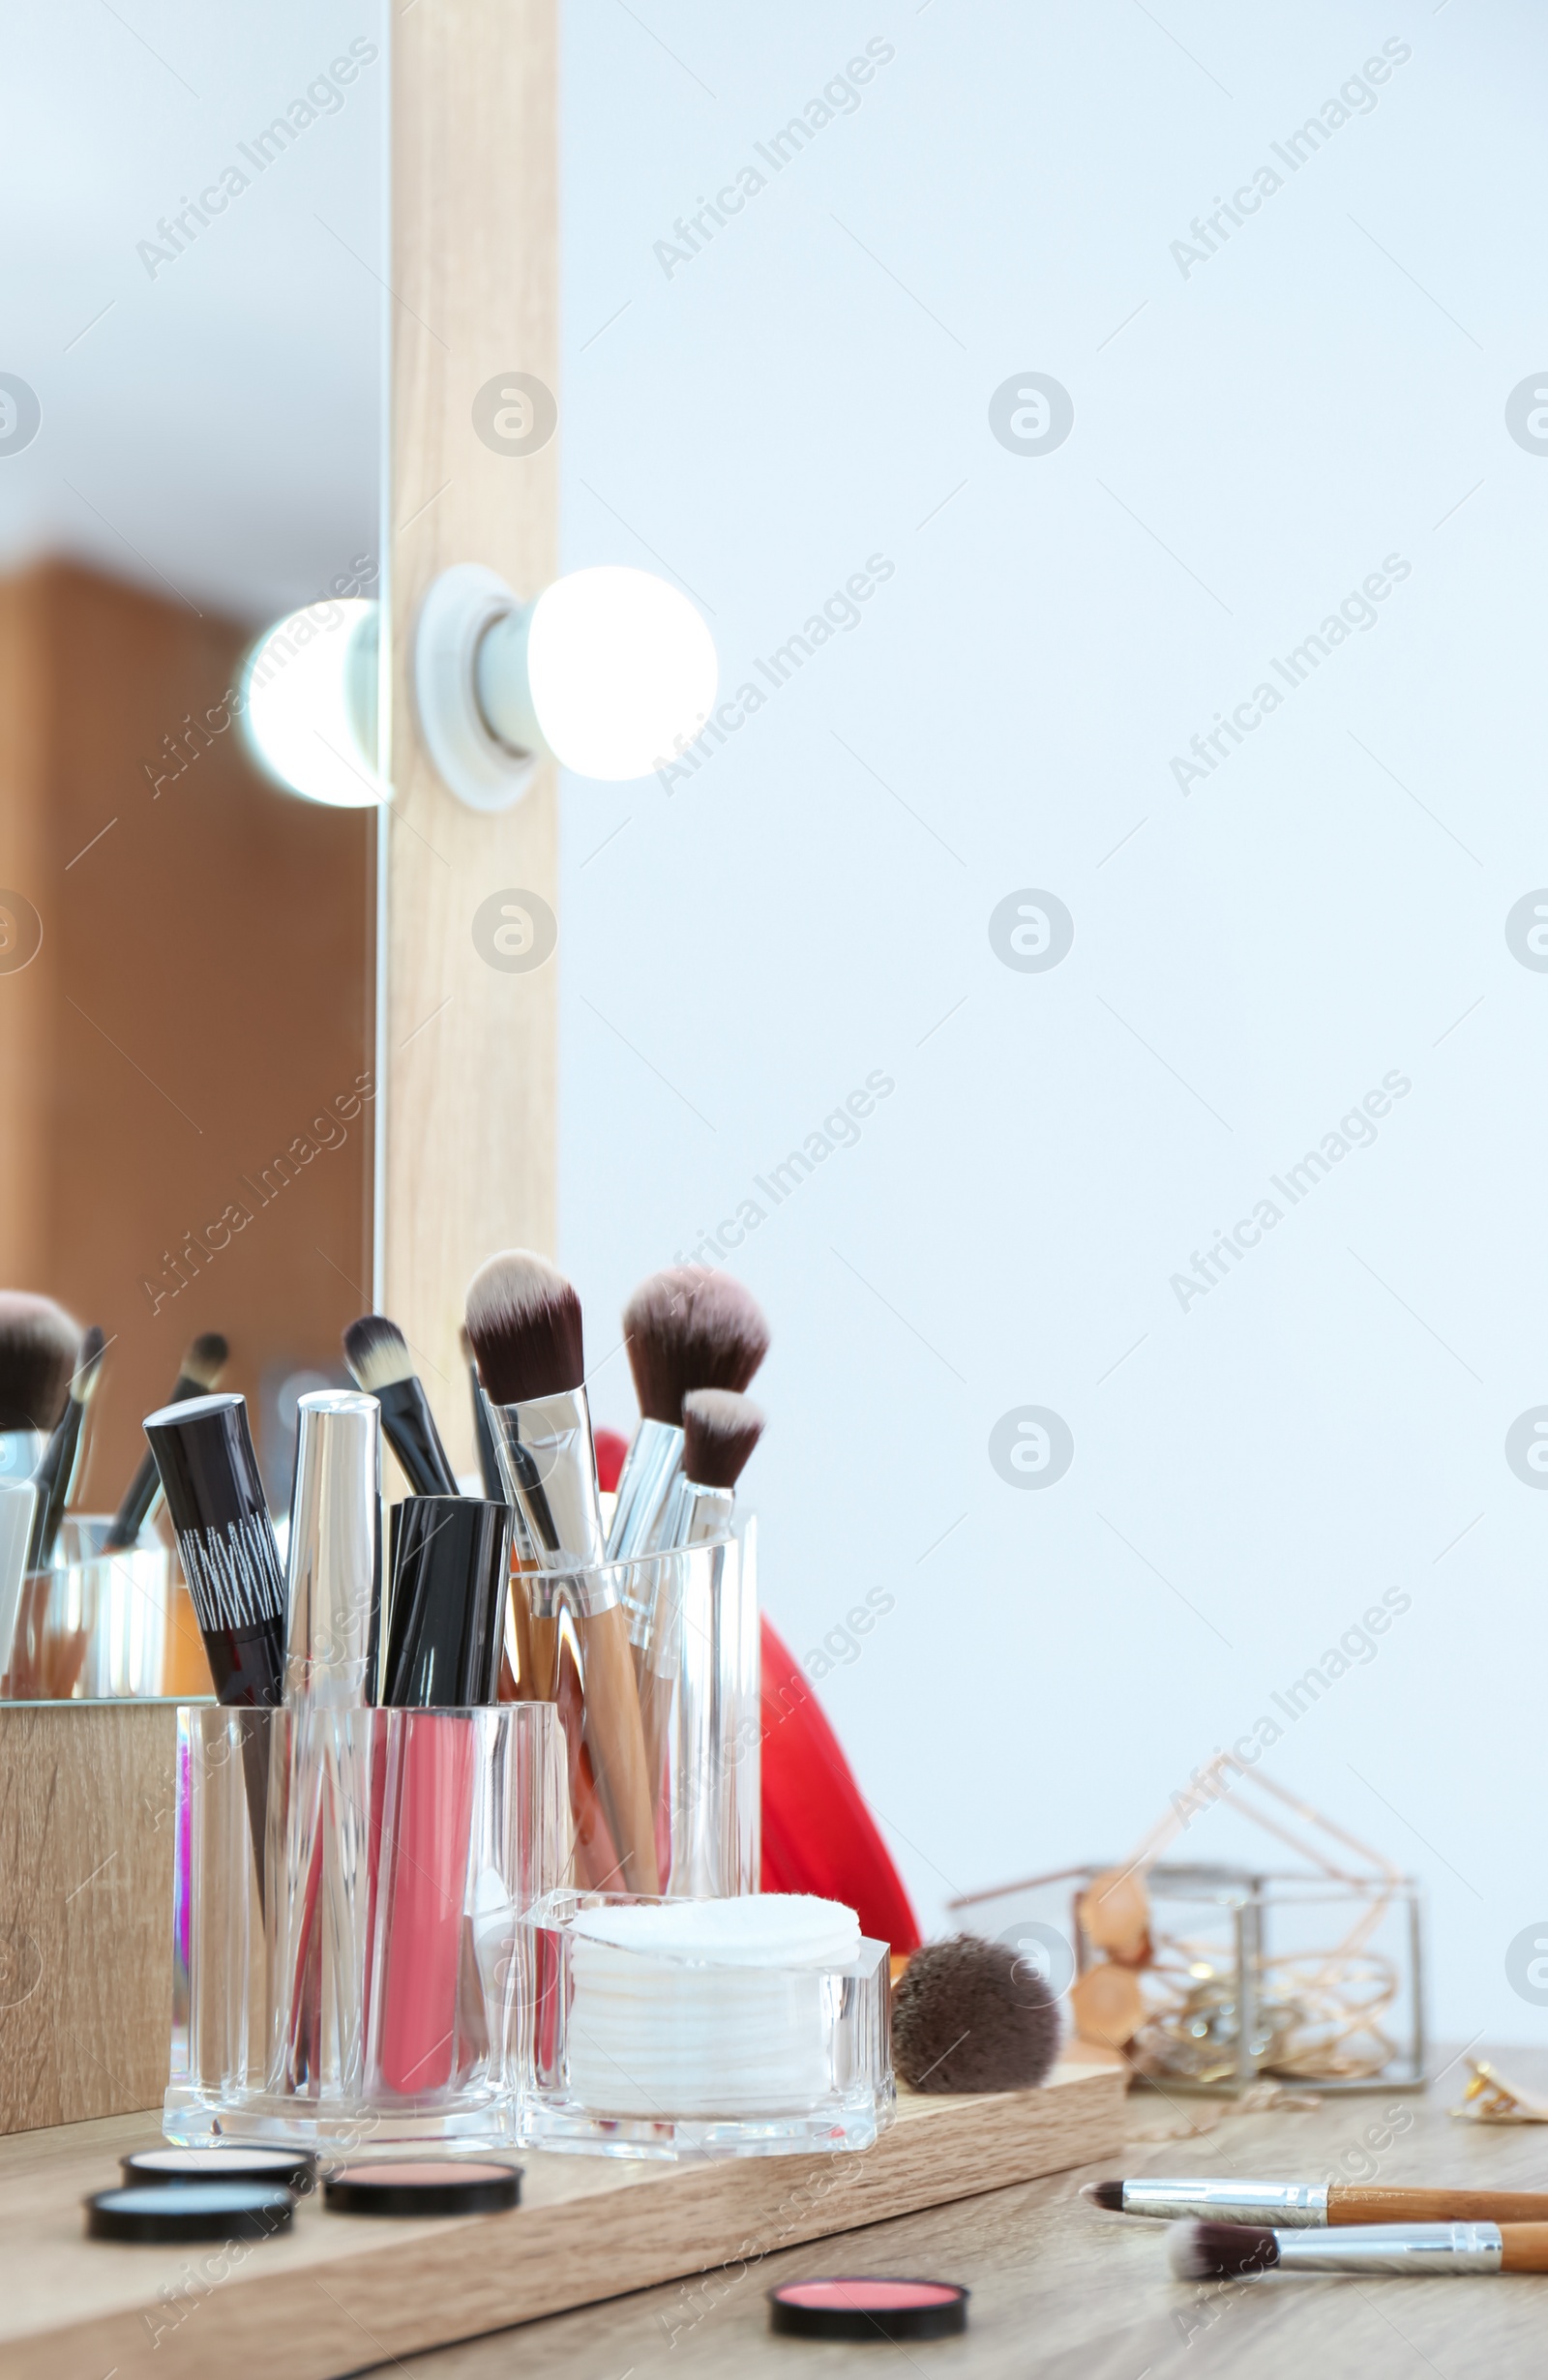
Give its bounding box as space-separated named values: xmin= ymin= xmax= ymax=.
xmin=1169 ymin=2218 xmax=1548 ymax=2279
xmin=461 ymin=1325 xmax=504 ymax=1502
xmin=891 ymin=1936 xmax=1059 ymax=2094
xmin=27 ymin=1324 xmax=106 ymax=1572
xmin=342 ymin=1315 xmax=459 ymax=1497
xmin=1088 ymin=2178 xmax=1548 ymax=2224
xmin=104 ymin=1331 xmax=228 ymax=1551
xmin=0 ymin=1293 xmax=78 ymax=1485
xmin=663 ymin=1388 xmax=763 ymax=1548
xmin=608 ymin=1265 xmax=769 ymax=1561
xmin=465 ymin=1248 xmax=658 ymax=1891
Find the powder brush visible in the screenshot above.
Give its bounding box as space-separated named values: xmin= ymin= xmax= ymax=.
xmin=608 ymin=1265 xmax=769 ymax=1561
xmin=27 ymin=1324 xmax=106 ymax=1571
xmin=1089 ymin=2177 xmax=1548 ymax=2224
xmin=342 ymin=1313 xmax=458 ymax=1496
xmin=0 ymin=1292 xmax=79 ymax=1484
xmin=104 ymin=1331 xmax=228 ymax=1551
xmin=1170 ymin=2217 xmax=1548 ymax=2278
xmin=465 ymin=1248 xmax=657 ymax=1890
xmin=663 ymin=1386 xmax=763 ymax=1548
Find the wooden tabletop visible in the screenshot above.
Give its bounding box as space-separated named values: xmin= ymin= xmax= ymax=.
xmin=377 ymin=2046 xmax=1548 ymax=2378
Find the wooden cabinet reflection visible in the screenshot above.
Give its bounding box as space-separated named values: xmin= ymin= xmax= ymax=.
xmin=0 ymin=559 xmax=375 ymax=1695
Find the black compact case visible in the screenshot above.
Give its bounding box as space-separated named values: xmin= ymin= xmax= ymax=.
xmin=382 ymin=1494 xmax=512 ymax=1706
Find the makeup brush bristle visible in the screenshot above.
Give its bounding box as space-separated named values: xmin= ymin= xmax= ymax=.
xmin=0 ymin=1293 xmax=80 ymax=1432
xmin=622 ymin=1265 xmax=770 ymax=1424
xmin=185 ymin=1332 xmax=229 ymax=1390
xmin=681 ymin=1387 xmax=764 ymax=1490
xmin=1082 ymin=2180 xmax=1126 ymax=2212
xmin=1167 ymin=2222 xmax=1279 ymax=2282
xmin=342 ymin=1313 xmax=414 ymax=1393
xmin=72 ymin=1324 xmax=107 ymax=1404
xmin=891 ymin=1935 xmax=1059 ymax=2095
xmin=464 ymin=1250 xmax=584 ymax=1405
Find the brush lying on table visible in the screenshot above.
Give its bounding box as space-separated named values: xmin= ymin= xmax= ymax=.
xmin=1171 ymin=2218 xmax=1548 ymax=2278
xmin=1089 ymin=2177 xmax=1548 ymax=2223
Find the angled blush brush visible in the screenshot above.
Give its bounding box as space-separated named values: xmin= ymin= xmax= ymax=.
xmin=465 ymin=1249 xmax=658 ymax=1890
xmin=27 ymin=1324 xmax=105 ymax=1572
xmin=104 ymin=1331 xmax=228 ymax=1551
xmin=608 ymin=1265 xmax=769 ymax=1562
xmin=342 ymin=1314 xmax=459 ymax=1497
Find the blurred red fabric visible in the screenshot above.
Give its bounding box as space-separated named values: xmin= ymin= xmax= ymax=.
xmin=593 ymin=1426 xmax=630 ymax=1493
xmin=759 ymin=1613 xmax=920 ymax=1952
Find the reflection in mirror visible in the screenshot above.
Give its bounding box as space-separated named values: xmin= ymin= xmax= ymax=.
xmin=0 ymin=5 xmax=387 ymax=1698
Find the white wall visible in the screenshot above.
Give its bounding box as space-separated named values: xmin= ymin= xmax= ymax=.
xmin=559 ymin=0 xmax=1548 ymax=2045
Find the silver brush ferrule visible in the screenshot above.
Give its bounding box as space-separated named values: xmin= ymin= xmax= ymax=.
xmin=1272 ymin=2222 xmax=1502 ymax=2275
xmin=284 ymin=1391 xmax=380 ymax=1703
xmin=605 ymin=1416 xmax=683 ymax=1560
xmin=661 ymin=1475 xmax=734 ymax=1550
xmin=489 ymin=1385 xmax=615 ymax=1611
xmin=1126 ymin=2179 xmax=1328 ymax=2224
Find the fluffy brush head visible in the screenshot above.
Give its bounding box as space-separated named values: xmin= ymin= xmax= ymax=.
xmin=184 ymin=1332 xmax=228 ymax=1390
xmin=464 ymin=1250 xmax=584 ymax=1406
xmin=891 ymin=1935 xmax=1059 ymax=2096
xmin=342 ymin=1313 xmax=413 ymax=1394
xmin=1167 ymin=2222 xmax=1279 ymax=2282
xmin=622 ymin=1265 xmax=770 ymax=1425
xmin=71 ymin=1324 xmax=107 ymax=1406
xmin=0 ymin=1293 xmax=80 ymax=1432
xmin=681 ymin=1387 xmax=764 ymax=1490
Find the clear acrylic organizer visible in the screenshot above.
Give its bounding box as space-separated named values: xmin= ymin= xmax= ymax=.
xmin=166 ymin=1701 xmax=566 ymax=2154
xmin=0 ymin=1515 xmax=171 ymax=1700
xmin=547 ymin=1529 xmax=759 ymax=1900
xmin=518 ymin=1889 xmax=893 ymax=2159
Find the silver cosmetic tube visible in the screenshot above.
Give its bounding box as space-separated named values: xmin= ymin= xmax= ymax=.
xmin=605 ymin=1416 xmax=682 ymax=1561
xmin=284 ymin=1391 xmax=381 ymax=1703
xmin=1270 ymin=2222 xmax=1503 ymax=2275
xmin=1125 ymin=2179 xmax=1329 ymax=2224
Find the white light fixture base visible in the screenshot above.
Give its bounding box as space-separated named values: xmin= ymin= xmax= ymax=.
xmin=412 ymin=564 xmax=537 ymax=812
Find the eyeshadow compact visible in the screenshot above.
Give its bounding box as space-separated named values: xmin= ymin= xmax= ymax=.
xmin=121 ymin=2146 xmax=317 ymax=2195
xmin=322 ymin=2161 xmax=522 ymax=2217
xmin=768 ymin=2277 xmax=970 ymax=2342
xmin=85 ymin=2184 xmax=297 ymax=2244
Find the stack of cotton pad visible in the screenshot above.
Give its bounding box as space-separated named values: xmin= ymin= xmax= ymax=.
xmin=566 ymin=1894 xmax=862 ymax=2119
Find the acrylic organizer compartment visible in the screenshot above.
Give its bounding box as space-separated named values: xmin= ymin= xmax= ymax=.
xmin=0 ymin=1514 xmax=171 ymax=1700
xmin=166 ymin=1700 xmax=566 ymax=2153
xmin=547 ymin=1527 xmax=759 ymax=1901
xmin=519 ymin=1889 xmax=893 ymax=2159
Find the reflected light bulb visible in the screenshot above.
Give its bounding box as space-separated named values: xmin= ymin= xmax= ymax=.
xmin=477 ymin=566 xmax=717 ymax=781
xmin=241 ymin=599 xmax=382 ymax=808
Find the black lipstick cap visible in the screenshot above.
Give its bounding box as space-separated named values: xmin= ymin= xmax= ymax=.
xmin=382 ymin=1495 xmax=511 ymax=1707
xmin=143 ymin=1392 xmax=284 ymax=1708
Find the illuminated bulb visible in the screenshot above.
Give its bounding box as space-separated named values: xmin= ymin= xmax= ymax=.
xmin=475 ymin=566 xmax=718 ymax=781
xmin=240 ymin=600 xmax=382 ymax=808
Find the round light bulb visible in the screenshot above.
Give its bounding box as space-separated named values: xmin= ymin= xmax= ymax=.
xmin=524 ymin=566 xmax=717 ymax=779
xmin=240 ymin=600 xmax=383 ymax=808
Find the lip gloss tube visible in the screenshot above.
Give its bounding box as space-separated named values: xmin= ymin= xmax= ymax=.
xmin=372 ymin=1496 xmax=511 ymax=2098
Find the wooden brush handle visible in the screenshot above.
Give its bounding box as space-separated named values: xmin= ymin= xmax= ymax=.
xmin=527 ymin=1612 xmax=560 ymax=1705
xmin=1500 ymin=2223 xmax=1548 ymax=2272
xmin=1332 ymin=2187 xmax=1548 ymax=2224
xmin=577 ymin=1601 xmax=660 ymax=1895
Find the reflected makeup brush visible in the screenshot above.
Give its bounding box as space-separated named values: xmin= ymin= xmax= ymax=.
xmin=27 ymin=1324 xmax=105 ymax=1572
xmin=465 ymin=1249 xmax=658 ymax=1891
xmin=0 ymin=1294 xmax=77 ymax=1679
xmin=104 ymin=1331 xmax=228 ymax=1551
xmin=608 ymin=1266 xmax=769 ymax=1562
xmin=1170 ymin=2218 xmax=1548 ymax=2279
xmin=342 ymin=1315 xmax=459 ymax=1496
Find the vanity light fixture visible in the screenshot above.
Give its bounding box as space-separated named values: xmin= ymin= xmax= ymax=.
xmin=239 ymin=565 xmax=716 ymax=813
xmin=413 ymin=562 xmax=718 ymax=810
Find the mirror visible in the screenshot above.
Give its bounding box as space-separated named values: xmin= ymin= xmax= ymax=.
xmin=0 ymin=3 xmax=387 ymax=1696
